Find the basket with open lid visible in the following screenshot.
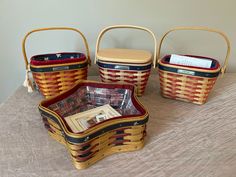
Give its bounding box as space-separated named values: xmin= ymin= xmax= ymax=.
xmin=95 ymin=25 xmax=157 ymax=96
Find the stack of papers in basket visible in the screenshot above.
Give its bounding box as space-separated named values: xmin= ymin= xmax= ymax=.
xmin=65 ymin=104 xmax=121 ymax=133
xmin=170 ymin=54 xmax=213 ymax=68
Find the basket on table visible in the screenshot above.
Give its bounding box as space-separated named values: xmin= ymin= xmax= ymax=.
xmin=22 ymin=27 xmax=91 ymax=98
xmin=38 ymin=80 xmax=149 ymax=170
xmin=157 ymin=27 xmax=231 ymax=104
xmin=95 ymin=25 xmax=157 ymax=96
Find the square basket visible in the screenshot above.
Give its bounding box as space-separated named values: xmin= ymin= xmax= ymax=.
xmin=157 ymin=27 xmax=231 ymax=104
xmin=38 ymin=80 xmax=149 ymax=170
xmin=95 ymin=25 xmax=157 ymax=96
xmin=22 ymin=27 xmax=91 ymax=98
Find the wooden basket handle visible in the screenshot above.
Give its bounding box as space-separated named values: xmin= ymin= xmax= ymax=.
xmin=95 ymin=25 xmax=157 ymax=67
xmin=157 ymin=26 xmax=231 ymax=74
xmin=22 ymin=27 xmax=91 ymax=70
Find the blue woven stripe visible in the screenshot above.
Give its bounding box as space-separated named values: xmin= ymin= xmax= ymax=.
xmin=97 ymin=61 xmax=152 ymax=71
xmin=30 ymin=62 xmax=88 ymax=72
xmin=32 ymin=53 xmax=85 ymax=61
xmin=65 ymin=116 xmax=148 ymax=144
xmin=158 ymin=64 xmax=220 ymax=78
xmin=39 ymin=108 xmax=148 ymax=144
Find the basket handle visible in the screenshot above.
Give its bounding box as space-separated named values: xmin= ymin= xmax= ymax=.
xmin=157 ymin=26 xmax=231 ymax=74
xmin=22 ymin=27 xmax=91 ymax=70
xmin=95 ymin=25 xmax=157 ymax=67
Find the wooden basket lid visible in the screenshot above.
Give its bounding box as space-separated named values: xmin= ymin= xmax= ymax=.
xmin=97 ymin=48 xmax=152 ymax=64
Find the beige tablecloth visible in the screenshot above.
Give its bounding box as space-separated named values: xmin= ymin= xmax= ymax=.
xmin=0 ymin=74 xmax=236 ymax=177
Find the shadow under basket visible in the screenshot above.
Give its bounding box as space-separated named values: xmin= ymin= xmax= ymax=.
xmin=38 ymin=80 xmax=149 ymax=170
xmin=30 ymin=52 xmax=89 ymax=98
xmin=158 ymin=55 xmax=221 ymax=104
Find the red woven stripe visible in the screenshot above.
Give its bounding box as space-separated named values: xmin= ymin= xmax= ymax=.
xmin=98 ymin=67 xmax=151 ymax=96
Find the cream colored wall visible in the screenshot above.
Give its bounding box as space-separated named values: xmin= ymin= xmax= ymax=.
xmin=0 ymin=0 xmax=235 ymax=103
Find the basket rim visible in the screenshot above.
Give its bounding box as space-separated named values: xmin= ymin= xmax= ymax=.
xmin=97 ymin=60 xmax=152 ymax=71
xmin=97 ymin=58 xmax=152 ymax=66
xmin=30 ymin=52 xmax=87 ymax=66
xmin=30 ymin=61 xmax=88 ymax=72
xmin=38 ymin=80 xmax=149 ymax=140
xmin=158 ymin=54 xmax=221 ymax=73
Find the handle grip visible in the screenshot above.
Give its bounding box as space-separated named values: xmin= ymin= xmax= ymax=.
xmin=157 ymin=26 xmax=231 ymax=74
xmin=22 ymin=27 xmax=91 ymax=70
xmin=95 ymin=25 xmax=157 ymax=67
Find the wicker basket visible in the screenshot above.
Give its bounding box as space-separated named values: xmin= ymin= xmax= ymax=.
xmin=38 ymin=80 xmax=148 ymax=170
xmin=22 ymin=27 xmax=91 ymax=98
xmin=95 ymin=25 xmax=157 ymax=96
xmin=157 ymin=27 xmax=231 ymax=104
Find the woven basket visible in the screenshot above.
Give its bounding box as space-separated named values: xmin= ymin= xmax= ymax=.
xmin=22 ymin=27 xmax=91 ymax=98
xmin=157 ymin=27 xmax=231 ymax=104
xmin=39 ymin=80 xmax=148 ymax=169
xmin=95 ymin=25 xmax=157 ymax=96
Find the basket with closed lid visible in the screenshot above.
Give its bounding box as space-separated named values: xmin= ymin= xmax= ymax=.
xmin=95 ymin=25 xmax=157 ymax=96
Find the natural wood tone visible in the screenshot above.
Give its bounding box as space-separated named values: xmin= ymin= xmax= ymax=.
xmin=159 ymin=70 xmax=218 ymax=104
xmin=32 ymin=68 xmax=88 ymax=97
xmin=157 ymin=27 xmax=231 ymax=104
xmin=95 ymin=25 xmax=157 ymax=96
xmin=95 ymin=25 xmax=157 ymax=65
xmin=99 ymin=67 xmax=150 ymax=96
xmin=45 ymin=118 xmax=146 ymax=170
xmin=22 ymin=27 xmax=91 ymax=69
xmin=22 ymin=27 xmax=90 ymax=98
xmin=156 ymin=26 xmax=231 ymax=75
xmin=39 ymin=80 xmax=148 ymax=170
xmin=97 ymin=48 xmax=152 ymax=63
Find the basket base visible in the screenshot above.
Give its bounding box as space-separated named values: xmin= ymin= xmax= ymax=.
xmin=72 ymin=142 xmax=144 ymax=170
xmin=44 ymin=119 xmax=146 ymax=170
xmin=158 ymin=68 xmax=218 ymax=105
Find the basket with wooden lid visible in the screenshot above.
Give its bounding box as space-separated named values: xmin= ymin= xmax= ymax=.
xmin=157 ymin=27 xmax=231 ymax=104
xmin=95 ymin=25 xmax=157 ymax=96
xmin=22 ymin=27 xmax=91 ymax=98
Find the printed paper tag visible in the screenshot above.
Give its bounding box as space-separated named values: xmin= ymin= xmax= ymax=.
xmin=170 ymin=54 xmax=212 ymax=68
xmin=64 ymin=104 xmax=121 ymax=133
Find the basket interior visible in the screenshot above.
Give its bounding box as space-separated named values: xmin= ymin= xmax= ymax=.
xmin=43 ymin=82 xmax=145 ymax=120
xmin=161 ymin=55 xmax=220 ymax=70
xmin=30 ymin=52 xmax=86 ymax=66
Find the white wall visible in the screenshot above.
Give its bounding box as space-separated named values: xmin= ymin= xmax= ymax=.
xmin=0 ymin=0 xmax=235 ymax=103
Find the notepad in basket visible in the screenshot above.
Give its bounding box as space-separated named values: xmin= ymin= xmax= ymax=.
xmin=169 ymin=54 xmax=212 ymax=68
xmin=64 ymin=104 xmax=121 ymax=133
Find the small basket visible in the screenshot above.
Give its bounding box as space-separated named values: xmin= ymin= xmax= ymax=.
xmin=38 ymin=80 xmax=149 ymax=170
xmin=22 ymin=27 xmax=91 ymax=98
xmin=95 ymin=25 xmax=157 ymax=96
xmin=157 ymin=27 xmax=231 ymax=104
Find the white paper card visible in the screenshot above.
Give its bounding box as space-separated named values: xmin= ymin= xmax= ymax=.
xmin=64 ymin=104 xmax=121 ymax=133
xmin=169 ymin=54 xmax=212 ymax=68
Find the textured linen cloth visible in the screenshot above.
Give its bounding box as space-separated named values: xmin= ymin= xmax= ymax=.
xmin=0 ymin=74 xmax=236 ymax=177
